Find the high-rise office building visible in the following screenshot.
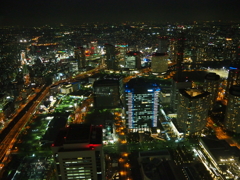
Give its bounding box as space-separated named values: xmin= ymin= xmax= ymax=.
xmin=151 ymin=53 xmax=168 ymax=73
xmin=223 ymin=38 xmax=238 ymax=60
xmin=177 ymin=89 xmax=210 ymax=136
xmin=125 ymin=56 xmax=136 ymax=69
xmin=125 ymin=78 xmax=160 ymax=132
xmin=224 ymin=85 xmax=240 ymax=134
xmin=226 ymin=68 xmax=240 ymax=99
xmin=203 ymin=73 xmax=220 ymax=110
xmin=115 ymin=43 xmax=128 ymax=53
xmin=125 ymin=51 xmax=141 ymax=70
xmin=159 ymin=88 xmax=171 ymax=104
xmin=169 ymin=38 xmax=177 ymax=64
xmin=226 ymin=44 xmax=240 ymax=98
xmin=115 ymin=43 xmax=128 ymax=67
xmin=51 ymin=124 xmax=104 ymax=180
xmin=89 ymin=41 xmax=98 ymax=54
xmin=93 ymin=75 xmax=125 ymax=109
xmin=157 ymin=37 xmax=169 ymax=53
xmin=170 ymin=76 xmax=192 ymax=113
xmin=230 ymin=43 xmax=240 ymax=67
xmin=175 ymin=32 xmax=185 ymax=80
xmin=69 ymin=59 xmax=79 ymax=73
xmin=170 ymin=33 xmax=189 ymax=112
xmin=190 ymin=45 xmax=204 ymax=69
xmin=74 ymin=48 xmax=80 ymax=62
xmin=74 ymin=47 xmax=86 ymax=69
xmin=105 ymin=43 xmax=118 ymax=70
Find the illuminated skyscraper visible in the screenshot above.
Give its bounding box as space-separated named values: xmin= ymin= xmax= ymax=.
xmin=203 ymin=73 xmax=220 ymax=110
xmin=89 ymin=41 xmax=98 ymax=54
xmin=51 ymin=124 xmax=104 ymax=180
xmin=125 ymin=78 xmax=160 ymax=133
xmin=224 ymin=85 xmax=240 ymax=133
xmin=151 ymin=53 xmax=168 ymax=73
xmin=190 ymin=44 xmax=204 ymax=69
xmin=115 ymin=43 xmax=128 ymax=66
xmin=177 ymin=89 xmax=210 ymax=136
xmin=169 ymin=38 xmax=177 ymax=64
xmin=125 ymin=51 xmax=141 ymax=70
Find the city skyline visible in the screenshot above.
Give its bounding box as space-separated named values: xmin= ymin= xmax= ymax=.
xmin=1 ymin=13 xmax=240 ymax=179
xmin=1 ymin=0 xmax=240 ymax=26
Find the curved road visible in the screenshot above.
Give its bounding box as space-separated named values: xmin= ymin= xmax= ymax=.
xmin=0 ymin=67 xmax=103 ymax=173
xmin=0 ymin=86 xmax=50 ymax=169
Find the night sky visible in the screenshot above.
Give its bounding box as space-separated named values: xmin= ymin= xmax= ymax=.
xmin=1 ymin=0 xmax=240 ymax=26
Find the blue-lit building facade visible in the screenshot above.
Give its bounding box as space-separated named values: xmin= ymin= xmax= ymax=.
xmin=125 ymin=78 xmax=160 ymax=133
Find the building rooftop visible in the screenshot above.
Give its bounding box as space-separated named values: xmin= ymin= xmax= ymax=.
xmin=185 ymin=89 xmax=204 ymax=97
xmin=53 ymin=124 xmax=102 ymax=146
xmin=93 ymin=76 xmax=122 ymax=86
xmin=229 ymin=85 xmax=240 ymax=96
xmin=125 ymin=77 xmax=160 ymax=93
xmin=139 ymin=153 xmax=185 ymax=180
xmin=179 ymin=88 xmax=210 ymax=99
xmin=205 ymin=72 xmax=220 ymax=81
xmin=65 ymin=124 xmax=90 ymax=143
xmin=173 ymin=71 xmax=208 ymax=82
xmin=41 ymin=115 xmax=69 ymax=143
xmin=103 ymin=74 xmax=122 ymax=80
xmin=200 ymin=136 xmax=240 ymax=160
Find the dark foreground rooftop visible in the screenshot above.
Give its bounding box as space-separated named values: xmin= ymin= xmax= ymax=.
xmin=53 ymin=124 xmax=103 ymax=146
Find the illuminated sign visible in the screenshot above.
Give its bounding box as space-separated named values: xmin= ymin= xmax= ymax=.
xmin=208 ymin=43 xmax=214 ymax=45
xmin=57 ymin=51 xmax=66 ymax=53
xmin=115 ymin=45 xmax=128 ymax=47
